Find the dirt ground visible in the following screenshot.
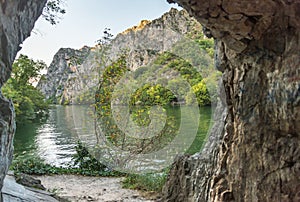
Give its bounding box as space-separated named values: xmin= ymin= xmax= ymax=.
xmin=36 ymin=175 xmax=158 ymax=202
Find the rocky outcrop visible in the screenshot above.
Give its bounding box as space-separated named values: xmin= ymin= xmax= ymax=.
xmin=163 ymin=80 xmax=227 ymax=201
xmin=37 ymin=46 xmax=91 ymax=103
xmin=2 ymin=172 xmax=58 ymax=202
xmin=0 ymin=0 xmax=47 ymax=199
xmin=109 ymin=8 xmax=202 ymax=61
xmin=38 ymin=8 xmax=203 ymax=104
xmin=164 ymin=0 xmax=300 ymax=201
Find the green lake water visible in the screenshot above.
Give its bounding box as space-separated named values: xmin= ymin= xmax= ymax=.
xmin=14 ymin=105 xmax=213 ymax=167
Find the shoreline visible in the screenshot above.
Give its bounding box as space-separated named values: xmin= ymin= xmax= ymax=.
xmin=35 ymin=174 xmax=159 ymax=202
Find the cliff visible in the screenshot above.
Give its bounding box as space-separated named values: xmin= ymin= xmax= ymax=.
xmin=163 ymin=0 xmax=300 ymax=201
xmin=109 ymin=8 xmax=202 ymax=63
xmin=0 ymin=0 xmax=47 ymax=198
xmin=0 ymin=1 xmax=298 ymax=201
xmin=37 ymin=8 xmax=204 ymax=104
xmin=37 ymin=46 xmax=91 ymax=103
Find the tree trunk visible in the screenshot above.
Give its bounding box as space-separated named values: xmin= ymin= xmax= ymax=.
xmin=0 ymin=0 xmax=47 ymax=200
xmin=164 ymin=0 xmax=300 ymax=201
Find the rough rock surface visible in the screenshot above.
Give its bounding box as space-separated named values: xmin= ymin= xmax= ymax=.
xmin=164 ymin=0 xmax=300 ymax=201
xmin=109 ymin=8 xmax=201 ymax=62
xmin=37 ymin=8 xmax=203 ymax=104
xmin=2 ymin=172 xmax=58 ymax=202
xmin=37 ymin=46 xmax=91 ymax=103
xmin=0 ymin=0 xmax=47 ymax=199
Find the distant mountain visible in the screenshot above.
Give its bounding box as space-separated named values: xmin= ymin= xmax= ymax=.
xmin=37 ymin=8 xmax=212 ymax=104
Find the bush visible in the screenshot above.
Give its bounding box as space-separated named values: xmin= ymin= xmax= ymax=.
xmin=72 ymin=141 xmax=107 ymax=172
xmin=11 ymin=142 xmax=123 ymax=177
xmin=122 ymin=171 xmax=168 ymax=193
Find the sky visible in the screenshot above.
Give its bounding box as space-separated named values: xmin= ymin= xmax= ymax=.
xmin=18 ymin=0 xmax=181 ymax=65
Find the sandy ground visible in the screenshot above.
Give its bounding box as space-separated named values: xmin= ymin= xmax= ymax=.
xmin=35 ymin=175 xmax=158 ymax=202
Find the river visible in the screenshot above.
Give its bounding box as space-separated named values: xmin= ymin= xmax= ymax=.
xmin=14 ymin=105 xmax=212 ymax=169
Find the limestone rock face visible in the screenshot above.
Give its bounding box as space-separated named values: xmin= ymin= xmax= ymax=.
xmin=0 ymin=0 xmax=47 ymax=198
xmin=110 ymin=8 xmax=201 ymax=61
xmin=164 ymin=0 xmax=300 ymax=201
xmin=37 ymin=46 xmax=91 ymax=104
xmin=38 ymin=8 xmax=203 ymax=104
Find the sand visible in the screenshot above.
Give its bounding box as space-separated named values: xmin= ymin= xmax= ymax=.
xmin=36 ymin=175 xmax=158 ymax=202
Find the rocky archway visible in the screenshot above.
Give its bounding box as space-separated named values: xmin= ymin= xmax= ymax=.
xmin=164 ymin=0 xmax=300 ymax=201
xmin=0 ymin=1 xmax=299 ymax=201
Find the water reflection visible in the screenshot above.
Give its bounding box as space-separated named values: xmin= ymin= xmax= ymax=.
xmin=15 ymin=106 xmax=77 ymax=166
xmin=14 ymin=105 xmax=212 ymax=169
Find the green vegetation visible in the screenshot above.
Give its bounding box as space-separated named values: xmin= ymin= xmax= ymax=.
xmin=188 ymin=80 xmax=210 ymax=106
xmin=122 ymin=172 xmax=168 ymax=193
xmin=185 ymin=23 xmax=215 ymax=58
xmin=94 ymin=34 xmax=217 ymax=191
xmin=9 ymin=26 xmax=219 ymax=196
xmin=130 ymin=51 xmax=215 ymax=106
xmin=74 ymin=86 xmax=97 ymax=104
xmin=130 ymin=84 xmax=176 ymax=106
xmin=2 ymin=55 xmax=49 ymax=123
xmin=43 ymin=0 xmax=66 ymax=25
xmin=72 ymin=141 xmax=107 ymax=172
xmin=11 ymin=141 xmax=122 ymax=177
xmin=95 ymin=54 xmax=181 ymax=155
xmin=93 ymin=50 xmax=215 ymax=194
xmin=11 ymin=140 xmax=167 ymax=193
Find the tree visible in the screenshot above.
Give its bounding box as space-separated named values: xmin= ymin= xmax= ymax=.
xmin=186 ymin=80 xmax=210 ymax=106
xmin=2 ymin=55 xmax=49 ymax=123
xmin=42 ymin=0 xmax=66 ymax=25
xmin=10 ymin=55 xmax=46 ymax=87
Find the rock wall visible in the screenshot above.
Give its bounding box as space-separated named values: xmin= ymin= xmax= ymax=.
xmin=38 ymin=8 xmax=204 ymax=104
xmin=164 ymin=0 xmax=300 ymax=201
xmin=37 ymin=46 xmax=91 ymax=103
xmin=0 ymin=0 xmax=47 ymax=199
xmin=109 ymin=8 xmax=201 ymax=61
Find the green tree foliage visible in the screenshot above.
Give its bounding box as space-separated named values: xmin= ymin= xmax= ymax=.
xmin=194 ymin=34 xmax=214 ymax=58
xmin=2 ymin=55 xmax=49 ymax=123
xmin=132 ymin=52 xmax=214 ymax=106
xmin=186 ymin=80 xmax=210 ymax=106
xmin=154 ymin=52 xmax=203 ymax=85
xmin=42 ymin=0 xmax=66 ymax=25
xmin=76 ymin=29 xmax=219 ymax=107
xmin=130 ymin=84 xmax=176 ymax=106
xmin=95 ymin=55 xmax=129 ymax=146
xmin=96 ymin=55 xmax=129 ymax=106
xmin=72 ymin=141 xmax=107 ymax=171
xmin=186 ymin=27 xmax=215 ymax=58
xmin=172 ymin=31 xmax=215 ymax=79
xmin=95 ymin=55 xmax=179 ymax=155
xmin=9 ymin=55 xmax=46 ymax=86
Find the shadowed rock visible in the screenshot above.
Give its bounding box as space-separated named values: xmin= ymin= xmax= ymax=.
xmin=2 ymin=172 xmax=58 ymax=202
xmin=164 ymin=0 xmax=300 ymax=201
xmin=0 ymin=0 xmax=47 ymax=200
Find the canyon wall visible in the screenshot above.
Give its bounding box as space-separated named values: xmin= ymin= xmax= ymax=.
xmin=37 ymin=8 xmax=206 ymax=104
xmin=164 ymin=0 xmax=300 ymax=201
xmin=1 ymin=1 xmax=298 ymax=201
xmin=0 ymin=0 xmax=47 ymax=199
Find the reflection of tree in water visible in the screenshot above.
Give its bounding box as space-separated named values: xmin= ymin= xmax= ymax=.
xmin=95 ymin=56 xmax=179 ymax=155
xmin=92 ymin=43 xmax=217 ymax=172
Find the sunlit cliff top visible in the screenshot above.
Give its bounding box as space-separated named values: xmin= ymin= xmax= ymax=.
xmin=121 ymin=20 xmax=151 ymax=35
